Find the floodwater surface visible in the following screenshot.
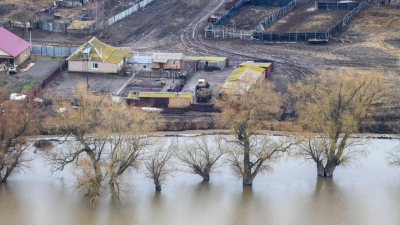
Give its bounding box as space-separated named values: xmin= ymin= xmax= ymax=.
xmin=1 ymin=138 xmax=400 ymax=225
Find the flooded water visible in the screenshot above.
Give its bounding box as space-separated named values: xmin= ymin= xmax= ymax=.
xmin=1 ymin=138 xmax=400 ymax=225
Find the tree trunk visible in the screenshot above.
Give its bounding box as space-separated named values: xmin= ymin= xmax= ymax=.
xmin=317 ymin=159 xmax=337 ymax=177
xmin=202 ymin=166 xmax=211 ymax=181
xmin=242 ymin=137 xmax=253 ymax=185
xmin=243 ymin=149 xmax=253 ymax=186
xmin=317 ymin=162 xmax=325 ymax=177
xmin=202 ymin=172 xmax=210 ymax=181
xmin=154 ymin=178 xmax=161 ymax=192
xmin=109 ymin=179 xmax=117 ymax=200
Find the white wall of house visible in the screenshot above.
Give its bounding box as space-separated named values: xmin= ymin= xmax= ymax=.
xmin=68 ymin=60 xmax=123 ymax=74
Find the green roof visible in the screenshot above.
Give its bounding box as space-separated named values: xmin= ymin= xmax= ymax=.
xmin=67 ymin=20 xmax=95 ymax=30
xmin=138 ymin=92 xmax=193 ymax=99
xmin=67 ymin=37 xmax=133 ymax=64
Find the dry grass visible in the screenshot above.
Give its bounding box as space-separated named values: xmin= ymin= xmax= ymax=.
xmin=295 ymin=14 xmax=333 ymax=31
xmin=330 ymin=8 xmax=400 ymax=66
xmin=1 ymin=0 xmax=55 ymax=8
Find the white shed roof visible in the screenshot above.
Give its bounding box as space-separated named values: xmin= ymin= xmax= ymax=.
xmin=152 ymin=53 xmax=183 ymax=63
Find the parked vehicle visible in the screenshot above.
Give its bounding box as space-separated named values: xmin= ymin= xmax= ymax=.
xmin=7 ymin=66 xmax=17 ymax=75
xmin=160 ymin=78 xmax=166 ymax=85
xmin=196 ymin=79 xmax=210 ymax=90
xmin=196 ymin=88 xmax=213 ymax=103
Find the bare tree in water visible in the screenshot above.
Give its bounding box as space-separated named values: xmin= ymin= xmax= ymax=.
xmin=177 ymin=136 xmax=226 ymax=181
xmin=46 ymin=83 xmax=158 ymax=204
xmin=0 ymin=90 xmax=40 ymax=182
xmin=144 ymin=142 xmax=176 ymax=191
xmin=215 ymin=82 xmax=294 ymax=185
xmin=290 ymin=70 xmax=386 ymax=177
xmin=387 ymin=148 xmax=400 ymax=167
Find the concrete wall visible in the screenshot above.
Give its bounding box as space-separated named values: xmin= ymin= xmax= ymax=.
xmin=68 ymin=60 xmax=122 ymax=73
xmin=152 ymin=60 xmax=182 ymax=70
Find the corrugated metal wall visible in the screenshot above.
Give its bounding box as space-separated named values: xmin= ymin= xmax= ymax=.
xmin=31 ymin=45 xmax=78 ymax=56
xmin=108 ymin=0 xmax=152 ymax=26
xmin=37 ymin=21 xmax=70 ymax=33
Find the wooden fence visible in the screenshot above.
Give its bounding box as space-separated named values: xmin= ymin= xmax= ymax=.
xmin=30 ymin=61 xmax=67 ymax=98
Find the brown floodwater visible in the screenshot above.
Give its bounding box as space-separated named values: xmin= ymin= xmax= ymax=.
xmin=1 ymin=137 xmax=400 ymax=225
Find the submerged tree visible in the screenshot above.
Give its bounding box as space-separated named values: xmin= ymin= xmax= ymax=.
xmin=46 ymin=83 xmax=158 ymax=204
xmin=177 ymin=136 xmax=226 ymax=181
xmin=215 ymin=82 xmax=293 ymax=185
xmin=291 ymin=70 xmax=386 ymax=177
xmin=0 ymin=90 xmax=40 ymax=182
xmin=387 ymin=148 xmax=400 ymax=167
xmin=144 ymin=142 xmax=175 ymax=191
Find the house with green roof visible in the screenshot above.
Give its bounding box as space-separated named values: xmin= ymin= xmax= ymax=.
xmin=66 ymin=37 xmax=133 ymax=74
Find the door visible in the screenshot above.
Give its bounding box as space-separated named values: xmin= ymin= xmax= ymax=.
xmin=10 ymin=58 xmax=14 ymax=66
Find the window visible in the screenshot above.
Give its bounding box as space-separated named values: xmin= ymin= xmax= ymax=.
xmin=92 ymin=63 xmax=98 ymax=69
xmin=25 ymin=50 xmax=27 ymax=56
xmin=172 ymin=60 xmax=176 ymax=66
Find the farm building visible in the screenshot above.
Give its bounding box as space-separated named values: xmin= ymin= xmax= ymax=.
xmin=67 ymin=20 xmax=96 ymax=35
xmin=239 ymin=61 xmax=272 ymax=77
xmin=66 ymin=37 xmax=132 ymax=74
xmin=183 ymin=56 xmax=227 ymax=71
xmin=220 ymin=61 xmax=272 ymax=94
xmin=56 ymin=0 xmax=90 ymax=8
xmin=130 ymin=55 xmax=152 ymax=71
xmin=152 ymin=53 xmax=183 ymax=70
xmin=127 ymin=91 xmax=193 ymax=108
xmin=0 ymin=28 xmax=31 ymax=67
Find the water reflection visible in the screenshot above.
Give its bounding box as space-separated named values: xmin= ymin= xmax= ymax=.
xmin=229 ymin=186 xmax=255 ymax=225
xmin=0 ymin=138 xmax=400 ymax=225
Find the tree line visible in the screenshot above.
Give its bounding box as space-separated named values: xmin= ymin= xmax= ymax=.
xmin=1 ymin=70 xmax=400 ymax=205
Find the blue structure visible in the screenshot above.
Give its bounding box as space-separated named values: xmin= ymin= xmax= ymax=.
xmin=251 ymin=0 xmax=293 ymax=7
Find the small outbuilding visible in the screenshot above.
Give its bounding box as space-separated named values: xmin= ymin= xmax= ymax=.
xmin=130 ymin=55 xmax=152 ymax=71
xmin=67 ymin=20 xmax=95 ymax=35
xmin=239 ymin=61 xmax=272 ymax=78
xmin=0 ymin=27 xmax=31 ymax=67
xmin=151 ymin=53 xmax=183 ymax=70
xmin=220 ymin=61 xmax=272 ymax=95
xmin=56 ymin=0 xmax=90 ymax=7
xmin=183 ymin=56 xmax=227 ymax=71
xmin=127 ymin=91 xmax=193 ymax=108
xmin=66 ymin=37 xmax=132 ymax=74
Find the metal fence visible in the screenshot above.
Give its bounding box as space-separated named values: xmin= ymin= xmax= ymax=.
xmin=318 ymin=2 xmax=360 ymax=10
xmin=207 ymin=0 xmax=367 ymax=42
xmin=98 ymin=0 xmax=154 ymax=29
xmin=325 ymin=1 xmax=366 ymax=38
xmin=31 ymin=45 xmax=78 ymax=56
xmin=213 ymin=0 xmax=247 ymax=26
xmin=36 ymin=20 xmax=71 ymax=33
xmin=253 ymin=32 xmax=327 ymax=41
xmin=36 ymin=0 xmax=154 ymax=32
xmin=256 ymin=0 xmax=298 ymax=31
xmin=30 ymin=61 xmax=67 ymax=98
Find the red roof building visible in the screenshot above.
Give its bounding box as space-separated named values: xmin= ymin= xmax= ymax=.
xmin=0 ymin=28 xmax=31 ymax=66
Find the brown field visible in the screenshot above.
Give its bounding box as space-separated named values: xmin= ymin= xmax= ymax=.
xmin=3 ymin=0 xmax=400 ymax=128
xmin=264 ymin=0 xmax=351 ymax=33
xmin=224 ymin=5 xmax=281 ymax=30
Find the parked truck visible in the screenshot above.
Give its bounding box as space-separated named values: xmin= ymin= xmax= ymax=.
xmin=196 ymin=88 xmax=213 ymax=103
xmin=196 ymin=79 xmax=210 ymax=90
